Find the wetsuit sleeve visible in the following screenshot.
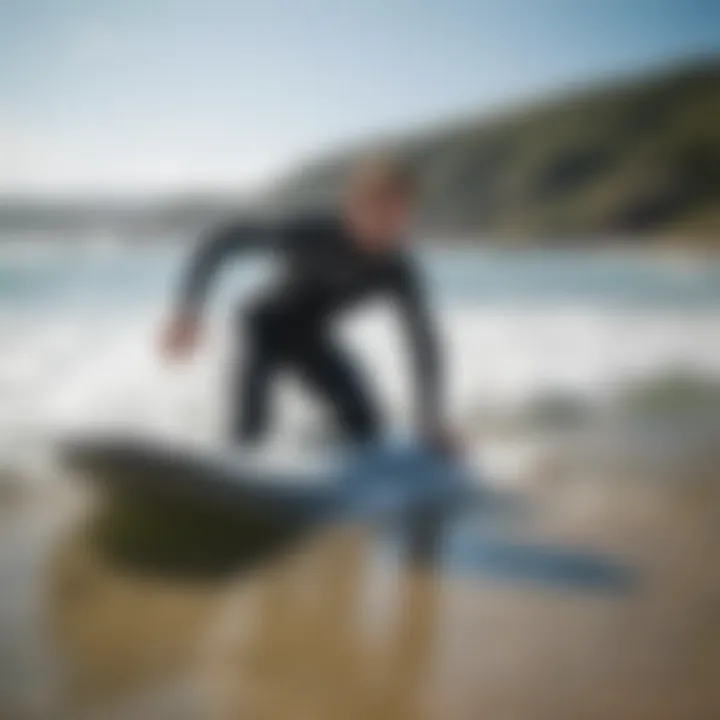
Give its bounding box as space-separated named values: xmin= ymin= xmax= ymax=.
xmin=175 ymin=218 xmax=290 ymax=316
xmin=393 ymin=260 xmax=444 ymax=431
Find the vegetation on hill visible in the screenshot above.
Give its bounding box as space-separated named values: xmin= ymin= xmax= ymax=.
xmin=1 ymin=59 xmax=717 ymax=245
xmin=268 ymin=58 xmax=720 ymax=242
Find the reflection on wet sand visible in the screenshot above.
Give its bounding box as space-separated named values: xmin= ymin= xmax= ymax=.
xmin=34 ymin=471 xmax=720 ymax=720
xmin=48 ymin=525 xmax=222 ymax=718
xmin=204 ymin=526 xmax=441 ymax=720
xmin=200 ymin=482 xmax=720 ymax=719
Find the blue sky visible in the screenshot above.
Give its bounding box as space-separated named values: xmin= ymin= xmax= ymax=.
xmin=0 ymin=0 xmax=718 ymax=194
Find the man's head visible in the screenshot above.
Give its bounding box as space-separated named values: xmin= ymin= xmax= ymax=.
xmin=344 ymin=154 xmax=418 ymax=251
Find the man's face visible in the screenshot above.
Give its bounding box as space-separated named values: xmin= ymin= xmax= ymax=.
xmin=345 ymin=181 xmax=414 ymax=252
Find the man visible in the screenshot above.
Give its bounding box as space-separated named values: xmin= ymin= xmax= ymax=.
xmin=161 ymin=156 xmax=450 ymax=451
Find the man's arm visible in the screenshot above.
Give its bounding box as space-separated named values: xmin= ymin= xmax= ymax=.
xmin=176 ymin=219 xmax=284 ymax=317
xmin=393 ymin=260 xmax=445 ymax=440
xmin=162 ymin=218 xmax=287 ymax=359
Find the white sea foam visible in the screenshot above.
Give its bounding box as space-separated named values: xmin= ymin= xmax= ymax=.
xmin=2 ymin=299 xmax=719 ymax=469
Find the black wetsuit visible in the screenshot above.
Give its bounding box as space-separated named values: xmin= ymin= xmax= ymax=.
xmin=176 ymin=211 xmax=442 ymax=443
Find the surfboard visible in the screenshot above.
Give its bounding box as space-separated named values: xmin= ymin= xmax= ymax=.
xmin=59 ymin=433 xmax=478 ymax=525
xmin=59 ymin=434 xmax=637 ymax=592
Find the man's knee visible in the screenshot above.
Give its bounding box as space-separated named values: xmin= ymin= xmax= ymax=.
xmin=342 ymin=408 xmax=381 ymax=443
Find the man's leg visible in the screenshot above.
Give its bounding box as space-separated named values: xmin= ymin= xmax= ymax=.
xmin=230 ymin=344 xmax=273 ymax=443
xmin=293 ymin=331 xmax=382 ymax=443
xmin=229 ymin=308 xmax=280 ymax=443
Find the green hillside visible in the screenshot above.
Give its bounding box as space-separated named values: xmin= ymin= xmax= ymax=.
xmin=268 ymin=58 xmax=720 ymax=243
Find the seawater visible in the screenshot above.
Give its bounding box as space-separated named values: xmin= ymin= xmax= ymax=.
xmin=1 ymin=240 xmax=719 ymax=465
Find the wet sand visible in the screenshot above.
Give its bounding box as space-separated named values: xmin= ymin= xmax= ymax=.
xmin=3 ymin=470 xmax=720 ymax=720
xmin=201 ymin=481 xmax=720 ymax=720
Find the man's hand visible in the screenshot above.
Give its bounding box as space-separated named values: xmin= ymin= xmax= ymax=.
xmin=160 ymin=312 xmax=202 ymax=360
xmin=422 ymin=422 xmax=462 ymax=456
